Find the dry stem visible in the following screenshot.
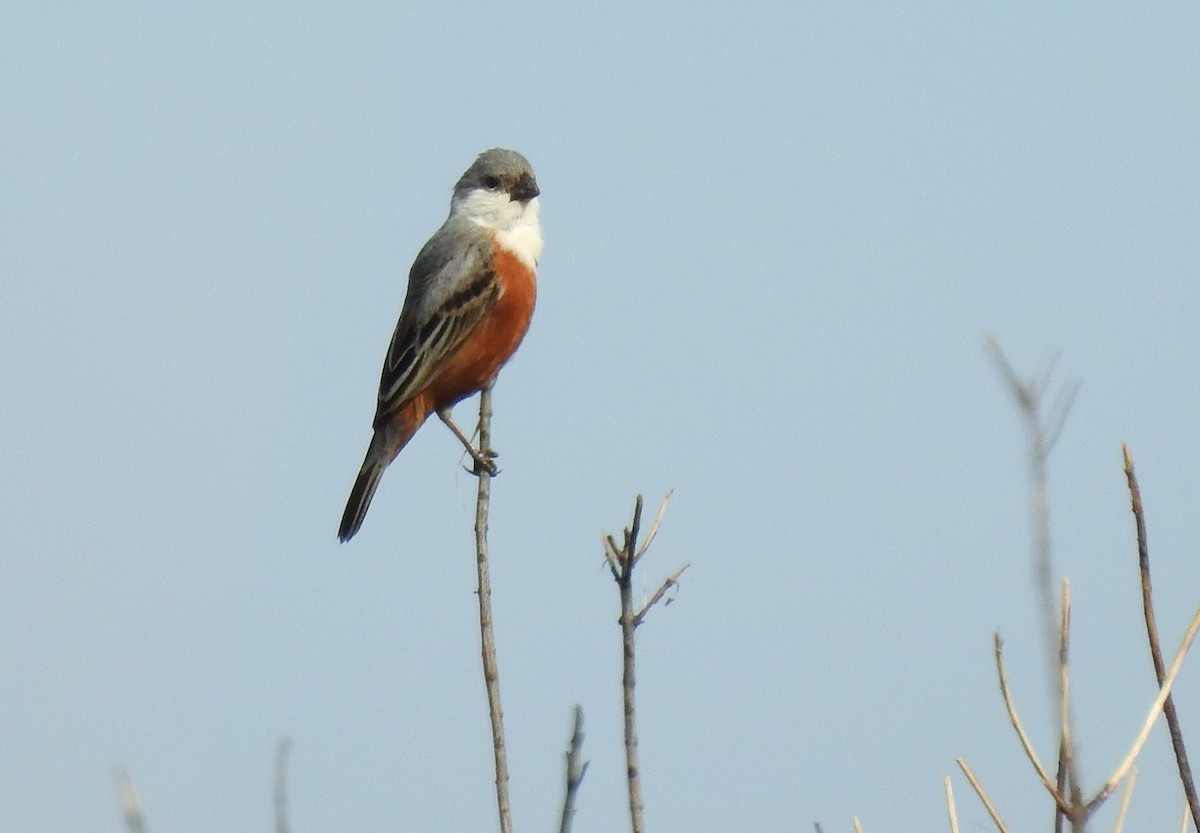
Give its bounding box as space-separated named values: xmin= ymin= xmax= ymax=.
xmin=474 ymin=382 xmax=512 ymax=833
xmin=619 ymin=496 xmax=646 ymax=833
xmin=1058 ymin=581 xmax=1084 ymax=827
xmin=993 ymin=634 xmax=1070 ymax=812
xmin=1112 ymin=766 xmax=1137 ymax=833
xmin=985 ymin=338 xmax=1081 ymax=799
xmin=985 ymin=340 xmax=1073 ymax=643
xmin=956 ymin=758 xmax=1012 ymax=833
xmin=1124 ymin=444 xmax=1200 ymax=828
xmin=606 ymin=492 xmax=683 ymax=833
xmin=944 ymin=775 xmax=960 ymax=833
xmin=1087 ymin=601 xmax=1200 ymax=811
xmin=558 ymin=706 xmax=589 ymax=833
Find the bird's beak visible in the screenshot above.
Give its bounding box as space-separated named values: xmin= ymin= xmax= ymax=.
xmin=510 ymin=175 xmax=540 ymax=203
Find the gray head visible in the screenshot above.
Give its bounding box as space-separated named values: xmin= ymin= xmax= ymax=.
xmin=454 ymin=148 xmax=540 ymax=204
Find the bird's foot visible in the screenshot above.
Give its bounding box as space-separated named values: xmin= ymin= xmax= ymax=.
xmin=465 ymin=447 xmax=500 ymax=477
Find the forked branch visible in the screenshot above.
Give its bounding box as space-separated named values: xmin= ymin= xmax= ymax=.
xmin=605 ymin=493 xmax=687 ymax=833
xmin=993 ymin=634 xmax=1071 ymax=813
xmin=984 ymin=338 xmax=1080 ymax=794
xmin=993 ymin=600 xmax=1200 ymax=822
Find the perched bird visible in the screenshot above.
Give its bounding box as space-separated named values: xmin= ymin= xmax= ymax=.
xmin=338 ymin=148 xmax=542 ymax=542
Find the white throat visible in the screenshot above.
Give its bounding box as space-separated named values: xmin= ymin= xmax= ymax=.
xmin=455 ymin=188 xmax=543 ymax=270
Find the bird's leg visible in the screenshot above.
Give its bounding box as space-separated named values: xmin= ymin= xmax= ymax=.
xmin=436 ymin=406 xmax=499 ymax=476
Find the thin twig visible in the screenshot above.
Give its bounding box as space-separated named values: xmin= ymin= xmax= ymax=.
xmin=956 ymin=758 xmax=1012 ymax=833
xmin=852 ymin=817 xmax=864 ymax=833
xmin=115 ymin=771 xmax=147 ymax=833
xmin=633 ymin=563 xmax=691 ymax=626
xmin=1112 ymin=766 xmax=1137 ymax=833
xmin=993 ymin=634 xmax=1071 ymax=812
xmin=626 ymin=496 xmax=645 ymax=569
xmin=1058 ymin=580 xmax=1084 ymax=826
xmin=984 ymin=336 xmax=1025 ymax=398
xmin=274 ymin=737 xmax=292 ymax=833
xmin=1087 ymin=601 xmax=1200 ymax=812
xmin=944 ymin=775 xmax=960 ymax=833
xmin=1043 ymin=381 xmax=1081 ymax=455
xmin=1053 ymin=582 xmax=1079 ymax=827
xmin=603 ymin=534 xmax=622 ymax=577
xmin=558 ymin=706 xmax=589 ymax=833
xmin=474 ymin=381 xmax=512 ymax=833
xmin=1053 ymin=740 xmax=1068 ymax=833
xmin=634 ymin=491 xmax=674 ymax=562
xmin=1124 ymin=444 xmax=1200 ymax=829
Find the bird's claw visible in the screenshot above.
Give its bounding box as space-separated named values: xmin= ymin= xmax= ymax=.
xmin=465 ymin=449 xmax=500 ymax=477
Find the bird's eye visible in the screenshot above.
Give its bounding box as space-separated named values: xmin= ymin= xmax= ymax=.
xmin=482 ymin=175 xmax=501 ymax=190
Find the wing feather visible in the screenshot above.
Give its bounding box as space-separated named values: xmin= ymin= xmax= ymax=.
xmin=373 ymin=234 xmax=499 ymax=426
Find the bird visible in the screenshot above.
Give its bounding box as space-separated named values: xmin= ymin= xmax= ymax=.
xmin=338 ymin=148 xmax=542 ymax=542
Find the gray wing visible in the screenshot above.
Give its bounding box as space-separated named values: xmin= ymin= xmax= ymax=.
xmin=373 ymin=228 xmax=498 ymax=427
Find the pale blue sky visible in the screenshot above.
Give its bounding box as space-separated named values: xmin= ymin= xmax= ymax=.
xmin=3 ymin=2 xmax=1199 ymax=831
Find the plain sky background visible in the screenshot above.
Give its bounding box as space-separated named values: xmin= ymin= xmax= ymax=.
xmin=3 ymin=2 xmax=1199 ymax=831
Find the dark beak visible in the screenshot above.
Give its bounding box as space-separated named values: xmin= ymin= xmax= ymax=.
xmin=510 ymin=175 xmax=540 ymax=203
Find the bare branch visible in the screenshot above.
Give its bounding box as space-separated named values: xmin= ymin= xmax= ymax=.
xmin=983 ymin=336 xmax=1024 ymax=401
xmin=1058 ymin=579 xmax=1072 ymax=765
xmin=619 ymin=535 xmax=645 ymax=832
xmin=624 ymin=495 xmax=645 ymax=579
xmin=1111 ymin=766 xmax=1137 ymax=833
xmin=956 ymin=758 xmax=1013 ymax=833
xmin=558 ymin=706 xmax=589 ymax=833
xmin=1057 ymin=580 xmax=1084 ymax=818
xmin=1124 ymin=444 xmax=1200 ymax=828
xmin=634 ymin=562 xmax=691 ymax=626
xmin=985 ymin=338 xmax=1077 ymax=712
xmin=607 ymin=496 xmax=649 ymax=833
xmin=274 ymin=737 xmax=292 ymax=833
xmin=1053 ymin=740 xmax=1068 ymax=833
xmin=852 ymin=817 xmax=864 ymax=833
xmin=115 ymin=771 xmax=147 ymax=833
xmin=473 ymin=381 xmax=513 ymax=833
xmin=604 ymin=492 xmax=685 ymax=833
xmin=634 ymin=490 xmax=674 ymax=562
xmin=944 ymin=775 xmax=960 ymax=833
xmin=993 ymin=634 xmax=1071 ymax=812
xmin=1088 ymin=601 xmax=1200 ymax=811
xmin=603 ymin=534 xmax=622 ymax=578
xmin=1043 ymin=380 xmax=1081 ymax=455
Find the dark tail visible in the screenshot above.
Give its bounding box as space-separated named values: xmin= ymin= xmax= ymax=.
xmin=338 ymin=454 xmax=387 ymax=542
xmin=338 ymin=413 xmax=426 ymax=542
